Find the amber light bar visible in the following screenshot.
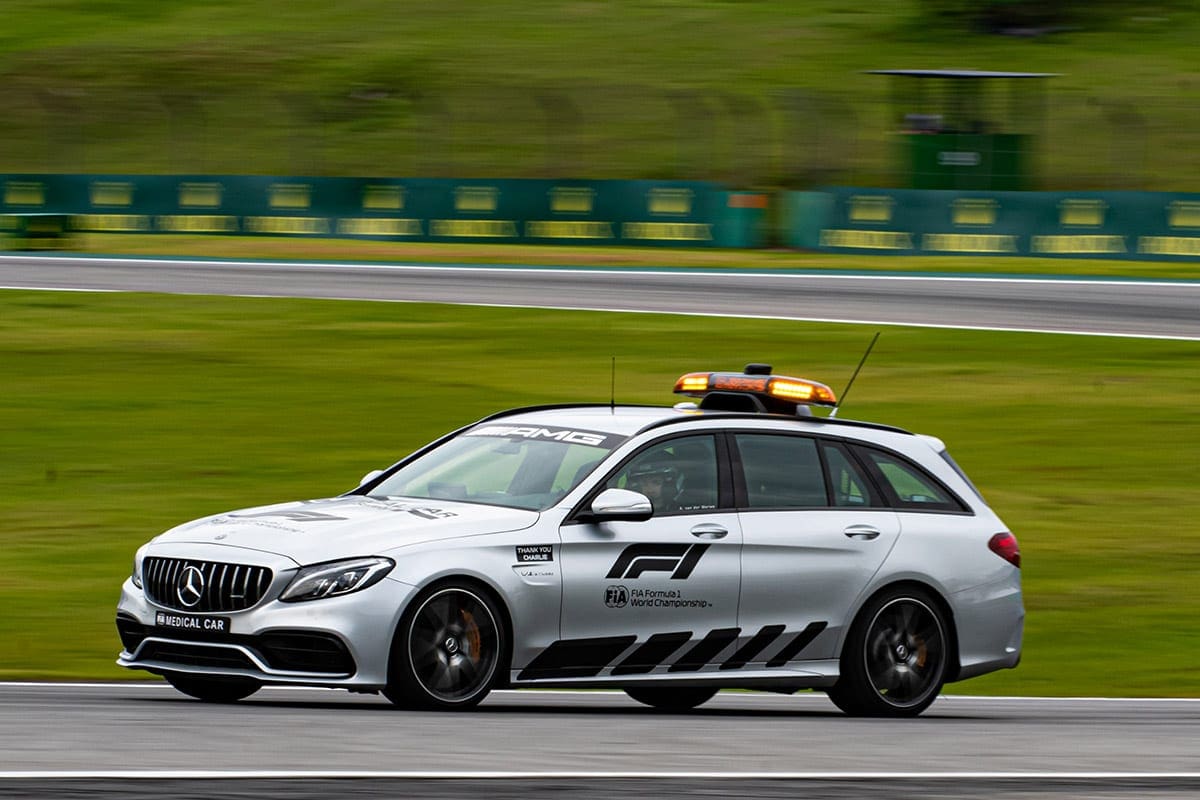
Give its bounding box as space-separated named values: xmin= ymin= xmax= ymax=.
xmin=673 ymin=369 xmax=838 ymax=408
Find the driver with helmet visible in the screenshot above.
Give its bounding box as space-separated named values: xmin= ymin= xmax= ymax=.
xmin=627 ymin=459 xmax=679 ymax=514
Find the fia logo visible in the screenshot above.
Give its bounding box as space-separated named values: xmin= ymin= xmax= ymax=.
xmin=604 ymin=585 xmax=629 ymax=608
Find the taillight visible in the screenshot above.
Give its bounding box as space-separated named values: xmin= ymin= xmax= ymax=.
xmin=988 ymin=532 xmax=1021 ymax=568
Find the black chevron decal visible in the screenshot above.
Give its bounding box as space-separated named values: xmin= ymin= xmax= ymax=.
xmin=720 ymin=625 xmax=786 ymax=670
xmin=518 ymin=621 xmax=831 ymax=681
xmin=766 ymin=621 xmax=828 ymax=667
xmin=612 ymin=631 xmax=693 ymax=676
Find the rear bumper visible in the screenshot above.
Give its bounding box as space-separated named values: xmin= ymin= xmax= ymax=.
xmin=948 ymin=572 xmax=1024 ymax=682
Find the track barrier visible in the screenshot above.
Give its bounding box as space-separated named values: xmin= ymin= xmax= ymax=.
xmin=787 ymin=188 xmax=1200 ymax=260
xmin=0 ymin=175 xmax=766 ymax=249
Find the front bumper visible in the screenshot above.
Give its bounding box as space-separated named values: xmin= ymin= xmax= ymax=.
xmin=115 ymin=575 xmax=418 ymax=689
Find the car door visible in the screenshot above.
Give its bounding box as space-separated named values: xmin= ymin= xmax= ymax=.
xmin=731 ymin=432 xmax=901 ymax=667
xmin=851 ymin=443 xmax=987 ymax=595
xmin=542 ymin=433 xmax=742 ymax=680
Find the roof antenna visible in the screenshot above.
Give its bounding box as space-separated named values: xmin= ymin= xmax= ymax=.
xmin=831 ymin=332 xmax=879 ymax=418
xmin=610 ymin=356 xmax=616 ymax=414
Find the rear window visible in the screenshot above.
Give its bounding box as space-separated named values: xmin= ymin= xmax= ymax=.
xmin=855 ymin=447 xmax=968 ymax=513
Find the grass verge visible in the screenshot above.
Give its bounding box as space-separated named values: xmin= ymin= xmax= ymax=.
xmin=1 ymin=289 xmax=1196 ymax=694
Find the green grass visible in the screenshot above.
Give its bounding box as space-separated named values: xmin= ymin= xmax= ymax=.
xmin=1 ymin=288 xmax=1197 ymax=694
xmin=0 ymin=1 xmax=1198 ymax=188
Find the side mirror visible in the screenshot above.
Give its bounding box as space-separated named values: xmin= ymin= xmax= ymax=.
xmin=584 ymin=488 xmax=654 ymax=522
xmin=358 ymin=469 xmax=385 ymax=487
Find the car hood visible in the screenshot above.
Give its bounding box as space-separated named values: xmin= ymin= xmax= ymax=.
xmin=152 ymin=495 xmax=540 ymax=565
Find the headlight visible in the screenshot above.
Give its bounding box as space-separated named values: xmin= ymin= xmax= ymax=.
xmin=279 ymin=557 xmax=395 ymax=603
xmin=131 ymin=546 xmax=146 ymax=588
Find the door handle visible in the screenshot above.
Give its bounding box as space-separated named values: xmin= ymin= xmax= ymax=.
xmin=690 ymin=523 xmax=728 ymax=540
xmin=843 ymin=524 xmax=881 ymax=540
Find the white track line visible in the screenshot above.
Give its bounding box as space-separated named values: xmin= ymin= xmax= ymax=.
xmin=0 ymin=767 xmax=1195 ymax=782
xmin=3 ymin=285 xmax=1195 ymax=341
xmin=2 ymin=770 xmax=1199 ymax=780
xmin=0 ymin=285 xmax=119 ymax=293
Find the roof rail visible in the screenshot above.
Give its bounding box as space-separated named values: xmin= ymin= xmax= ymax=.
xmin=636 ymin=410 xmax=911 ymax=437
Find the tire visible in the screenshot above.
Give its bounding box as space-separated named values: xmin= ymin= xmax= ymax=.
xmin=625 ymin=686 xmax=718 ymax=711
xmin=384 ymin=583 xmax=505 ymax=711
xmin=828 ymin=588 xmax=949 ymax=718
xmin=164 ymin=673 xmax=260 ymax=703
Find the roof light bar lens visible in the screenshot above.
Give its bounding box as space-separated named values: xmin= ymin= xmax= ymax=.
xmin=713 ymin=375 xmax=769 ymax=392
xmin=769 ymin=377 xmax=837 ymax=406
xmin=673 ymin=369 xmax=838 ymax=408
xmin=675 ymin=373 xmax=711 ymax=394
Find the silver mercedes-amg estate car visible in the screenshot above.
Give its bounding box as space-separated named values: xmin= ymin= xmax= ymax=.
xmin=116 ymin=365 xmax=1023 ymax=717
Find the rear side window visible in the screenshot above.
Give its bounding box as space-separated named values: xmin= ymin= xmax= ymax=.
xmin=822 ymin=442 xmax=883 ymax=507
xmin=734 ymin=434 xmax=827 ymax=508
xmin=856 ymin=447 xmax=967 ymax=512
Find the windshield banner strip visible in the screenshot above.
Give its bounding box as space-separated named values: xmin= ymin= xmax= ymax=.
xmin=463 ymin=425 xmax=624 ymax=449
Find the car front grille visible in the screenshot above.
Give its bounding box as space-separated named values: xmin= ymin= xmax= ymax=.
xmin=143 ymin=557 xmax=273 ymax=612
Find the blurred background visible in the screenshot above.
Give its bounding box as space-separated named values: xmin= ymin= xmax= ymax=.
xmin=1 ymin=0 xmax=1198 ymax=700
xmin=0 ymin=0 xmax=1195 ymax=190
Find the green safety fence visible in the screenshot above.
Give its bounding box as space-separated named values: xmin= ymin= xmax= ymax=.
xmin=0 ymin=175 xmax=767 ymax=249
xmin=785 ymin=187 xmax=1200 ymax=260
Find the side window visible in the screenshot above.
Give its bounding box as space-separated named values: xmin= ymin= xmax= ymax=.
xmin=822 ymin=442 xmax=881 ymax=507
xmin=607 ymin=435 xmax=718 ymax=515
xmin=857 ymin=447 xmax=966 ymax=512
xmin=735 ymin=434 xmax=827 ymax=509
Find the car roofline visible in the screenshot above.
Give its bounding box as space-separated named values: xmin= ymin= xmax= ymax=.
xmin=475 ymin=402 xmax=660 ymax=422
xmin=634 ymin=411 xmax=912 ymax=437
xmin=479 ymin=403 xmax=912 ymax=436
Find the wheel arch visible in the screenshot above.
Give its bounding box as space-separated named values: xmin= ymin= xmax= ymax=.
xmin=843 ymin=579 xmax=962 ymax=683
xmin=386 ymin=573 xmax=516 ymax=690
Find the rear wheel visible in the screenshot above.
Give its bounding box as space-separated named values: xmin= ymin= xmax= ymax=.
xmin=625 ymin=686 xmax=718 ymax=711
xmin=384 ymin=584 xmax=505 ymax=710
xmin=828 ymin=588 xmax=948 ymax=718
xmin=164 ymin=673 xmax=260 ymax=703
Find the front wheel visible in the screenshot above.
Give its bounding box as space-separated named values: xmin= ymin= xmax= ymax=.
xmin=164 ymin=673 xmax=260 ymax=703
xmin=625 ymin=686 xmax=718 ymax=711
xmin=828 ymin=588 xmax=949 ymax=718
xmin=384 ymin=583 xmax=505 ymax=710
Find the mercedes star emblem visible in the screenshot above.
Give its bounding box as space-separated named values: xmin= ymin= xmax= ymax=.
xmin=176 ymin=565 xmax=206 ymax=608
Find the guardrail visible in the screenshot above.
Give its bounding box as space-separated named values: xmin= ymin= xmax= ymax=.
xmin=786 ymin=188 xmax=1200 ymax=260
xmin=0 ymin=175 xmax=766 ymax=249
xmin=8 ymin=175 xmax=1195 ymax=261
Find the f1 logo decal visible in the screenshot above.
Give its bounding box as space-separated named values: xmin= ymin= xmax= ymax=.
xmin=606 ymin=543 xmax=710 ymax=580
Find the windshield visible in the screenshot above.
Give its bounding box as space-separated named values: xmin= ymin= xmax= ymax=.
xmin=369 ymin=425 xmax=622 ymax=511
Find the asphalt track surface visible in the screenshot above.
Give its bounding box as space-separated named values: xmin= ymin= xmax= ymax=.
xmin=1 ymin=254 xmax=1198 ymax=340
xmin=2 ymin=684 xmax=1198 ymax=798
xmin=3 ymin=257 xmax=1198 ymax=797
